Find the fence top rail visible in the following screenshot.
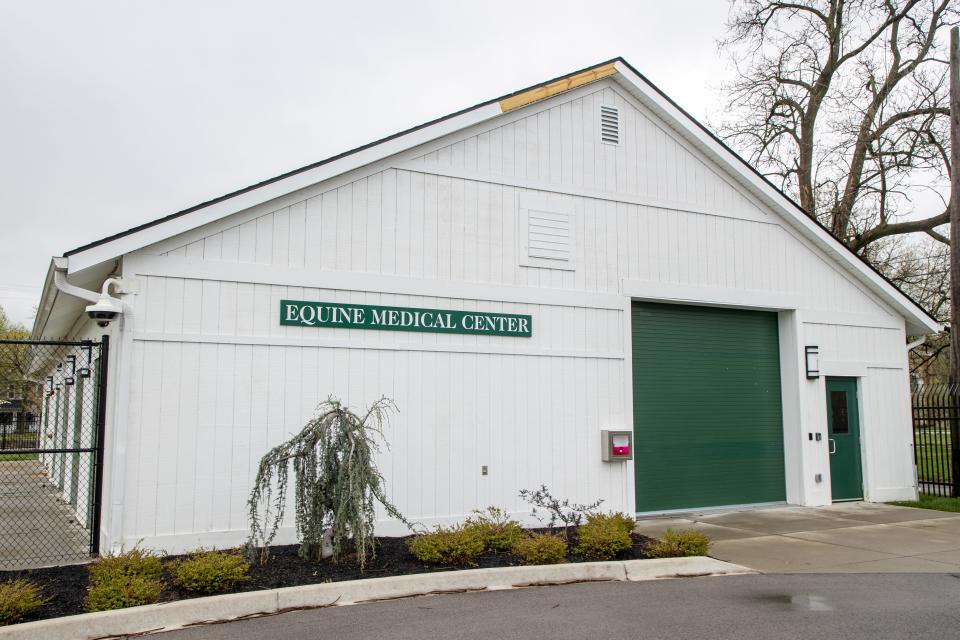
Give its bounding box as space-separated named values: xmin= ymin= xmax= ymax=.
xmin=0 ymin=448 xmax=96 ymax=455
xmin=0 ymin=339 xmax=98 ymax=347
xmin=912 ymin=383 xmax=960 ymax=401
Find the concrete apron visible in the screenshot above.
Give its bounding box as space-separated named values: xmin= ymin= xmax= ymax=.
xmin=0 ymin=460 xmax=90 ymax=570
xmin=0 ymin=557 xmax=752 ymax=640
xmin=634 ymin=502 xmax=960 ymax=574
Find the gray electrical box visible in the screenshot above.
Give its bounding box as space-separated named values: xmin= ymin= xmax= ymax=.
xmin=601 ymin=430 xmax=632 ymax=462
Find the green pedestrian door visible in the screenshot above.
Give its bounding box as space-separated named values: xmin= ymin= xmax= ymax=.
xmin=825 ymin=377 xmax=863 ymax=501
xmin=632 ymin=302 xmax=785 ymax=512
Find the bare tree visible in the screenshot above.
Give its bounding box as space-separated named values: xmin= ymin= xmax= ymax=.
xmin=719 ymin=0 xmax=957 ymax=252
xmin=864 ymin=236 xmax=952 ymax=379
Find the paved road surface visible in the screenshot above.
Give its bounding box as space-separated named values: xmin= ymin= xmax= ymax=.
xmin=160 ymin=573 xmax=960 ymax=640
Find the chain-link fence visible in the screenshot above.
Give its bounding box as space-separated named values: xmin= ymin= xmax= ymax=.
xmin=0 ymin=338 xmax=107 ymax=569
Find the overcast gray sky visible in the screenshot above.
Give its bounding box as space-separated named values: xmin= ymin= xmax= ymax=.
xmin=0 ymin=1 xmax=741 ymax=327
xmin=60 ymin=0 xmax=960 ymax=334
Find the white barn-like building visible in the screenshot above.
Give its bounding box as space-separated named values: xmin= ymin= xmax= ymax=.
xmin=33 ymin=59 xmax=939 ymax=554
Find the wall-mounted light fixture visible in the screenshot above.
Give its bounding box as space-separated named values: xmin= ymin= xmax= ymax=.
xmin=64 ymin=355 xmax=76 ymax=386
xmin=805 ymin=345 xmax=820 ymax=379
xmin=78 ymin=345 xmax=92 ymax=379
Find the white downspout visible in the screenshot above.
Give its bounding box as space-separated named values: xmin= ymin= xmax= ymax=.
xmin=905 ymin=336 xmax=927 ymax=351
xmin=51 ymin=257 xmax=101 ymax=304
xmin=52 ymin=256 xmax=130 ymax=305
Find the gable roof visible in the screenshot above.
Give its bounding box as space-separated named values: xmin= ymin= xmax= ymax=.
xmin=57 ymin=57 xmax=940 ymax=335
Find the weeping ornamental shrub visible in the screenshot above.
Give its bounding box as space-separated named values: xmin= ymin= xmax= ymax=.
xmin=245 ymin=397 xmax=410 ymax=568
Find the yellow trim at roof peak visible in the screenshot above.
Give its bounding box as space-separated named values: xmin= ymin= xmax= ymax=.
xmin=498 ymin=63 xmax=617 ymax=113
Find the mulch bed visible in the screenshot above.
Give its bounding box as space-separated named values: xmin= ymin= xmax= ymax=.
xmin=1 ymin=530 xmax=654 ymax=624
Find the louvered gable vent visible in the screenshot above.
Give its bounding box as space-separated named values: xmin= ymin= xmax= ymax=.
xmin=518 ymin=193 xmax=576 ymax=271
xmin=600 ymin=105 xmax=619 ymax=145
xmin=527 ymin=210 xmax=571 ymax=261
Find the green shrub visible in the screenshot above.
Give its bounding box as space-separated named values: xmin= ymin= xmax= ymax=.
xmin=0 ymin=579 xmax=47 ymax=625
xmin=86 ymin=545 xmax=165 ymax=612
xmin=85 ymin=574 xmax=164 ymax=612
xmin=574 ymin=513 xmax=634 ymax=560
xmin=407 ymin=525 xmax=486 ymax=565
xmin=645 ymin=530 xmax=710 ymax=558
xmin=511 ymin=533 xmax=568 ymax=565
xmin=464 ymin=507 xmax=523 ymax=551
xmin=88 ymin=546 xmax=163 ymax=583
xmin=588 ymin=512 xmax=636 ymax=535
xmin=170 ymin=550 xmax=250 ymax=594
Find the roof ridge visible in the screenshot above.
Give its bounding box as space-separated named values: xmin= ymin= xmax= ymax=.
xmin=58 ymin=56 xmax=937 ymax=330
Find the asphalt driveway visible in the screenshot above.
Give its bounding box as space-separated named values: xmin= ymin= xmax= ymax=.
xmin=634 ymin=502 xmax=960 ymax=573
xmin=157 ymin=573 xmax=960 ymax=640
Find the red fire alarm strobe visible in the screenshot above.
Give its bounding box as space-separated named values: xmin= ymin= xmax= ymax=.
xmin=601 ymin=430 xmax=633 ymax=461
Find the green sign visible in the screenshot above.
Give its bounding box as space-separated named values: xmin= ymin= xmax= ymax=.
xmin=280 ymin=300 xmax=532 ymax=337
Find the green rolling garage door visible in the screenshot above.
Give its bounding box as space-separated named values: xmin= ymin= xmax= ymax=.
xmin=632 ymin=302 xmax=785 ymax=512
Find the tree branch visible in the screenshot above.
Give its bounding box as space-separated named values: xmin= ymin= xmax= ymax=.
xmin=852 ymin=208 xmax=950 ymax=250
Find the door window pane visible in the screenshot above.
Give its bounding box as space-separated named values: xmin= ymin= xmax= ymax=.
xmin=830 ymin=390 xmax=849 ymax=434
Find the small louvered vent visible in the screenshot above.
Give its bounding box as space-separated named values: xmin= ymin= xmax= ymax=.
xmin=600 ymin=105 xmax=619 ymax=145
xmin=528 ymin=210 xmax=571 ymax=261
xmin=519 ymin=193 xmax=576 ymax=271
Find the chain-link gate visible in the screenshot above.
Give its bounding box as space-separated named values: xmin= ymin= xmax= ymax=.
xmin=0 ymin=337 xmax=107 ymax=569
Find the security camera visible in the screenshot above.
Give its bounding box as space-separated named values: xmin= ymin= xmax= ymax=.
xmin=86 ymin=295 xmax=122 ymax=327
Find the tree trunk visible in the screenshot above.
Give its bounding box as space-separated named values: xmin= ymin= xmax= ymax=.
xmin=949 ymin=26 xmax=959 ymax=386
xmin=321 ymin=527 xmax=334 ymax=559
xmin=949 ymin=27 xmax=959 ymax=497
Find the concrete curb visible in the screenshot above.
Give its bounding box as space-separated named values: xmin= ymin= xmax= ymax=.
xmin=1 ymin=556 xmax=752 ymax=639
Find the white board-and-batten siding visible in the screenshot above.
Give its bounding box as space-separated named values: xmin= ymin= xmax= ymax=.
xmin=104 ymin=78 xmax=913 ymax=550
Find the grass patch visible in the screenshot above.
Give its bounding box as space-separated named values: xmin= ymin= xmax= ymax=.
xmin=0 ymin=433 xmax=40 ymax=461
xmin=889 ymin=494 xmax=960 ymax=513
xmin=913 ymin=429 xmax=953 ymax=483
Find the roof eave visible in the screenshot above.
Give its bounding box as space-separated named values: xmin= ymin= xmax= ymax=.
xmin=31 ymin=258 xmax=61 ymax=339
xmin=63 ymin=99 xmax=505 ymax=273
xmin=57 ymin=57 xmax=939 ymax=336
